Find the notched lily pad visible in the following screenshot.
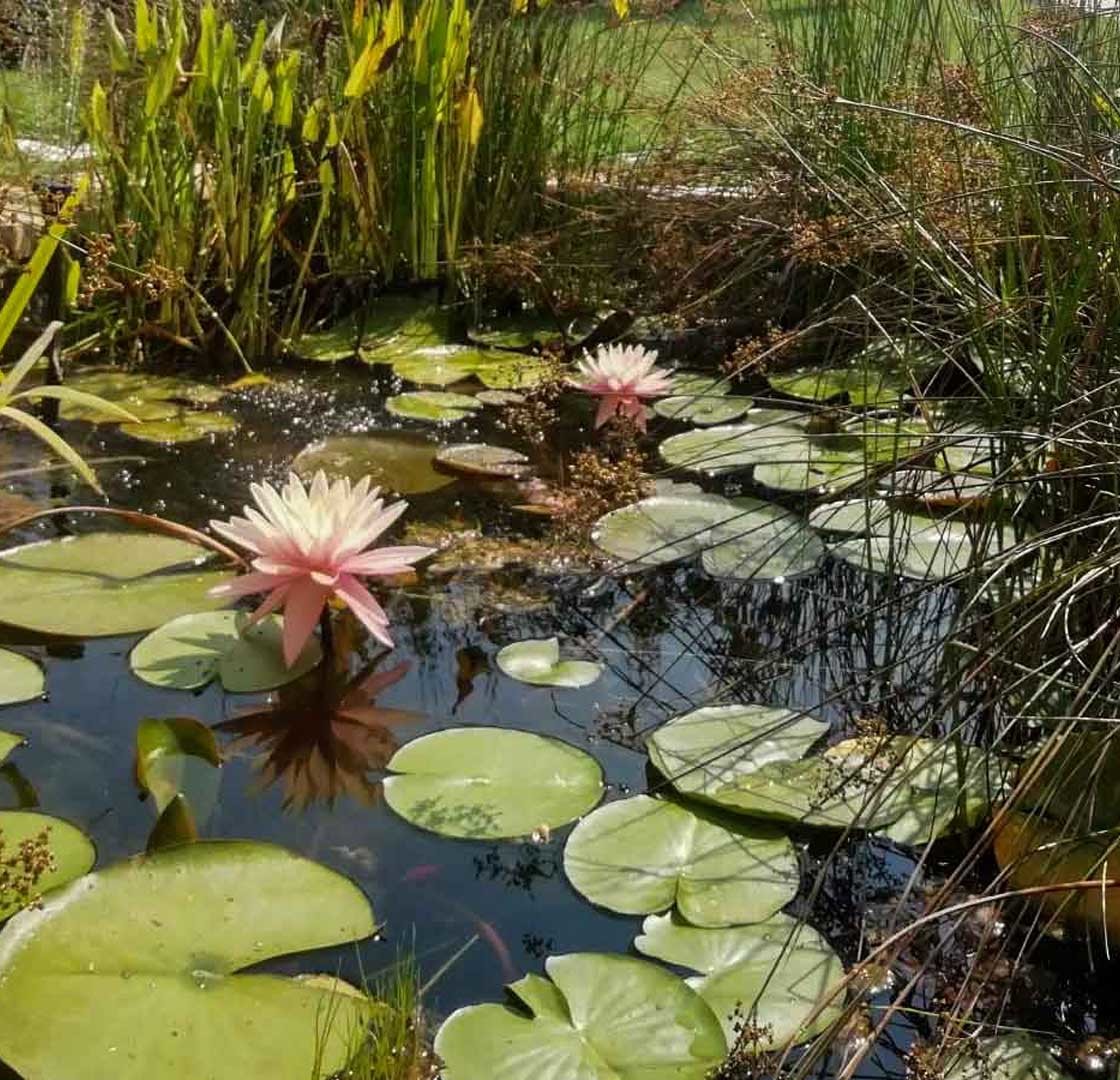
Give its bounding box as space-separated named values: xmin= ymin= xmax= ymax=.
xmin=564 ymin=794 xmax=798 ymax=926
xmin=634 ymin=912 xmax=845 ymax=1047
xmin=130 ymin=611 xmax=321 ymax=692
xmin=384 ymin=727 xmax=603 ymax=839
xmin=0 ymin=841 xmax=376 ymax=1080
xmin=386 ymin=391 xmax=481 ymax=424
xmin=0 ymin=649 xmax=44 ymax=705
xmin=435 ymin=953 xmax=727 ymax=1080
xmin=435 ymin=444 xmax=533 ymax=480
xmin=0 ymin=533 xmax=232 ymax=637
xmin=293 ymin=433 xmax=455 ymax=496
xmin=495 ymin=638 xmax=602 ymax=688
xmin=468 ymin=313 xmax=565 ymax=350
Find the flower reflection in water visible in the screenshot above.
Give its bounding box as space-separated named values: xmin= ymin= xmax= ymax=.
xmin=215 ymin=654 xmax=423 ymax=810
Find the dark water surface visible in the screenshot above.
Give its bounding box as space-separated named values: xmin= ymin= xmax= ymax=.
xmin=0 ymin=364 xmax=1081 ymax=1072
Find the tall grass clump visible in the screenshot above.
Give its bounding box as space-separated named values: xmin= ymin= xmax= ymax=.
xmin=666 ymin=1 xmax=1120 ymax=1075
xmin=76 ymin=0 xmax=678 ymax=364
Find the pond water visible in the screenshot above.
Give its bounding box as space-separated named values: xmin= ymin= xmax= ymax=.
xmin=0 ymin=362 xmax=1110 ymax=1077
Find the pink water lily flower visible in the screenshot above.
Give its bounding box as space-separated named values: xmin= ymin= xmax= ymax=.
xmin=209 ymin=472 xmax=435 ymax=666
xmin=571 ymin=343 xmax=674 ymax=432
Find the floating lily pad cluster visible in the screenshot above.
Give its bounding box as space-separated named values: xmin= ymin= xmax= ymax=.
xmin=295 ymin=297 xmax=554 ymax=391
xmin=591 ymin=483 xmax=1018 ymax=584
xmin=61 ymin=369 xmax=238 ymax=445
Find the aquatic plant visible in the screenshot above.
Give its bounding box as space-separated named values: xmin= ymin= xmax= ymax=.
xmin=209 ymin=471 xmax=435 ymax=665
xmin=571 ymin=343 xmax=673 ymax=431
xmin=0 ymin=192 xmax=136 ymax=491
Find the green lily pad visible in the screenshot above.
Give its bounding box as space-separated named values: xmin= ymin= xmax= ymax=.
xmin=292 ymin=432 xmax=455 ymax=496
xmin=831 ymin=519 xmax=1014 ymax=581
xmin=468 ymin=313 xmax=565 ymax=350
xmin=0 ymin=841 xmax=376 ymax=1080
xmin=653 ymin=377 xmax=752 ymax=425
xmin=131 ymin=612 xmax=320 ymax=692
xmin=0 ymin=809 xmax=96 ymax=921
xmin=592 ymin=491 xmax=820 ymax=580
xmin=654 ymin=395 xmax=755 ymax=425
xmin=0 ymin=730 xmax=22 ymax=761
xmin=808 ymin=499 xmax=894 ymax=535
xmin=358 ymin=296 xmax=452 ymax=365
xmin=876 ymin=737 xmax=1011 ymax=846
xmin=435 ymin=444 xmax=532 ymax=480
xmin=384 ymin=727 xmax=603 ymax=839
xmin=120 ymin=410 xmax=239 ymax=445
xmin=386 ymin=391 xmax=481 ymax=424
xmin=136 ymin=717 xmax=221 ymax=843
xmin=60 ymin=370 xmax=224 ymax=422
xmin=469 ymin=352 xmax=554 ymax=390
xmin=697 ymin=742 xmax=907 ymax=830
xmin=658 ymin=422 xmax=807 ymax=477
xmin=0 ymin=648 xmax=43 ymax=705
xmin=476 ymin=390 xmax=526 ymax=407
xmin=495 ymin=638 xmax=602 ymax=688
xmin=0 ymin=533 xmax=232 ymax=637
xmin=944 ymin=1034 xmax=1068 ymax=1080
xmin=564 ymin=795 xmax=798 ymax=926
xmin=390 ymin=345 xmax=484 ymax=387
xmin=292 ymin=316 xmax=364 ymax=362
xmin=768 ymin=365 xmax=909 ymax=407
xmin=434 ymin=953 xmax=727 ymax=1080
xmin=700 ymin=498 xmax=824 ymax=581
xmin=634 ymin=912 xmax=845 ymax=1047
xmin=648 ymin=704 xmax=828 ymax=800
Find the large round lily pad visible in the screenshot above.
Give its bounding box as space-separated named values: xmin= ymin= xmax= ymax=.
xmin=592 ymin=493 xmax=737 ymax=570
xmin=0 ymin=648 xmax=44 ymax=705
xmin=700 ymin=499 xmax=824 ymax=581
xmin=564 ymin=795 xmax=798 ymax=926
xmin=384 ymin=728 xmax=603 ymax=839
xmin=634 ymin=912 xmax=845 ymax=1047
xmin=293 ymin=433 xmax=455 ymax=496
xmin=592 ymin=492 xmax=820 ymax=580
xmin=434 ymin=953 xmax=727 ymax=1080
xmin=0 ymin=533 xmax=232 ymax=637
xmin=0 ymin=809 xmax=97 ymax=921
xmin=0 ymin=841 xmax=376 ymax=1080
xmin=648 ymin=704 xmax=829 ymax=800
xmin=658 ymin=421 xmax=811 ymax=477
xmin=131 ymin=612 xmax=321 ymax=692
xmin=495 ymin=638 xmax=602 ymax=688
xmin=391 ymin=346 xmax=492 ymax=387
xmin=386 ymin=391 xmax=481 ymax=424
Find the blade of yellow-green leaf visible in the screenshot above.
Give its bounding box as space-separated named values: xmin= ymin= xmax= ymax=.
xmin=0 ymin=406 xmax=101 ymax=492
xmin=10 ymin=387 xmax=140 ymax=422
xmin=0 ymin=178 xmax=87 ymax=356
xmin=0 ymin=322 xmax=62 ymax=401
xmin=135 ymin=0 xmax=157 ymax=55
